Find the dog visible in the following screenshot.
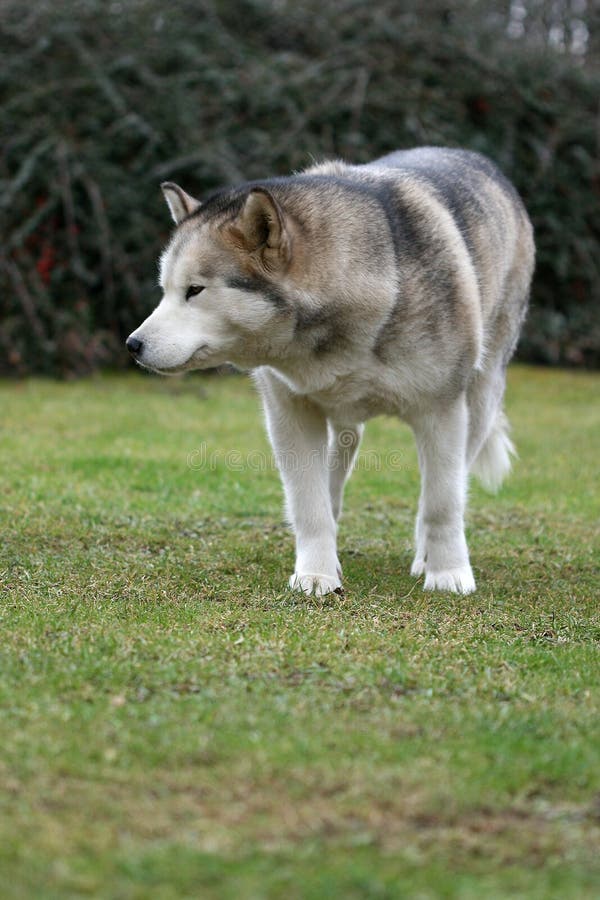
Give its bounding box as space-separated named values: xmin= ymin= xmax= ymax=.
xmin=126 ymin=147 xmax=534 ymax=596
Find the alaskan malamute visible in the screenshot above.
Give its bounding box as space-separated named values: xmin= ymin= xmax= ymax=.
xmin=127 ymin=148 xmax=534 ymax=595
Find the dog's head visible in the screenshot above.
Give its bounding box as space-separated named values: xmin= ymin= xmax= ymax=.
xmin=126 ymin=182 xmax=298 ymax=374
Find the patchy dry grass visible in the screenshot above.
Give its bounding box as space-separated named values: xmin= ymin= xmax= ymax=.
xmin=0 ymin=365 xmax=599 ymax=898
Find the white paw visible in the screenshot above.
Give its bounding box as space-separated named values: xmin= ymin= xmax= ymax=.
xmin=289 ymin=572 xmax=343 ymax=597
xmin=423 ymin=565 xmax=476 ymax=594
xmin=410 ymin=556 xmax=426 ymax=577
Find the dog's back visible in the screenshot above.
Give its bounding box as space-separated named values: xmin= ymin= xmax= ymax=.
xmin=308 ymin=147 xmax=533 ymax=360
xmin=367 ymin=147 xmax=533 ymax=345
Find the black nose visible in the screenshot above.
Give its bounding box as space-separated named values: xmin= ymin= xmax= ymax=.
xmin=126 ymin=336 xmax=143 ymax=356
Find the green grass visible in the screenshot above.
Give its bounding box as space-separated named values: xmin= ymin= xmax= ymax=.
xmin=1 ymin=365 xmax=599 ymax=899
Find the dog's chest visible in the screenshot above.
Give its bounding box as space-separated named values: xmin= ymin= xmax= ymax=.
xmin=290 ymin=363 xmax=408 ymax=423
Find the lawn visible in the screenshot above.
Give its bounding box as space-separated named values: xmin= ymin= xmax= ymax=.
xmin=0 ymin=365 xmax=599 ymax=899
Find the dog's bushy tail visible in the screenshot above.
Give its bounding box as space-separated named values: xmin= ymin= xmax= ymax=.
xmin=471 ymin=409 xmax=515 ymax=493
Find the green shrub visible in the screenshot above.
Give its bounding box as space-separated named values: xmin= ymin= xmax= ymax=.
xmin=1 ymin=0 xmax=598 ymax=374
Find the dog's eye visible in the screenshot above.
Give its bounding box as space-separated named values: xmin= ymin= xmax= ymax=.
xmin=185 ymin=285 xmax=205 ymax=300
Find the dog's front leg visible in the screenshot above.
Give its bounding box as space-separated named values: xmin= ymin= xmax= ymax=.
xmin=256 ymin=370 xmax=341 ymax=596
xmin=410 ymin=394 xmax=476 ymax=594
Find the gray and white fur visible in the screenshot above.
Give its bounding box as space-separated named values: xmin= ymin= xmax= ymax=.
xmin=127 ymin=147 xmax=535 ymax=596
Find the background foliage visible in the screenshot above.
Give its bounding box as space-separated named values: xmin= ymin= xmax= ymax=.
xmin=1 ymin=0 xmax=599 ymax=375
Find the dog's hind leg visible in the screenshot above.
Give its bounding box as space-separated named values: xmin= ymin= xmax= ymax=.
xmin=410 ymin=393 xmax=475 ymax=594
xmin=255 ymin=368 xmax=342 ymax=597
xmin=467 ymin=365 xmax=515 ymax=493
xmin=328 ymin=422 xmax=364 ymax=522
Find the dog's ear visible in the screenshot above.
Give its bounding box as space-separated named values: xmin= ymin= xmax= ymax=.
xmin=161 ymin=182 xmax=201 ymax=224
xmin=226 ymin=189 xmax=291 ymax=272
